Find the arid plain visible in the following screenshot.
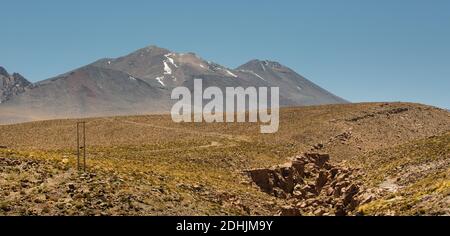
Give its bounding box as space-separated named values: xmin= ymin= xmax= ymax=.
xmin=0 ymin=102 xmax=449 ymax=216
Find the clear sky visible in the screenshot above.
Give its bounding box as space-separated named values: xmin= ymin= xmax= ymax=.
xmin=1 ymin=0 xmax=449 ymax=108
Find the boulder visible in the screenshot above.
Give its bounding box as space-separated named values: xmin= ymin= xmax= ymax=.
xmin=279 ymin=205 xmax=301 ymax=216
xmin=315 ymin=171 xmax=329 ymax=192
xmin=246 ymin=168 xmax=273 ymax=193
xmin=334 ymin=203 xmax=347 ymax=216
xmin=343 ymin=184 xmax=359 ymax=209
xmin=304 ymin=153 xmax=330 ymax=168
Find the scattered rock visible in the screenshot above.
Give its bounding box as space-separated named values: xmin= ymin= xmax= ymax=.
xmin=34 ymin=195 xmax=47 ymax=204
xmin=0 ymin=202 xmax=11 ymax=212
xmin=67 ymin=183 xmax=76 ymax=192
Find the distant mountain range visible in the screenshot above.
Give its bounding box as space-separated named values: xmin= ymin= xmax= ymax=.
xmin=0 ymin=45 xmax=347 ymax=124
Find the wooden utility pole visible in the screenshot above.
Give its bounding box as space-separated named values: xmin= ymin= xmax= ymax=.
xmin=76 ymin=121 xmax=86 ymax=172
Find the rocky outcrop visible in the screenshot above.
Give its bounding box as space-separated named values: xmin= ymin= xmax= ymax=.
xmin=0 ymin=67 xmax=9 ymax=77
xmin=345 ymin=107 xmax=409 ymax=122
xmin=245 ymin=153 xmax=362 ymax=216
xmin=0 ymin=66 xmax=32 ymax=103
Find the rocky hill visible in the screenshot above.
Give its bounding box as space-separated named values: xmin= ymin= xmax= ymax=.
xmin=0 ymin=66 xmax=32 ymax=104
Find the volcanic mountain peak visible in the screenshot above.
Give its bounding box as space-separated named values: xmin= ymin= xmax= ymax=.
xmin=129 ymin=45 xmax=171 ymax=58
xmin=237 ymin=59 xmax=292 ymax=75
xmin=91 ymin=45 xmax=245 ymax=88
xmin=0 ymin=45 xmax=348 ymax=124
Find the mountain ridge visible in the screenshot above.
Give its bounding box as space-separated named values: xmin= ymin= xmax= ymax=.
xmin=0 ymin=45 xmax=348 ymax=124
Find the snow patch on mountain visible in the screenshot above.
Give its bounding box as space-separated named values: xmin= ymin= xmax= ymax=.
xmin=225 ymin=69 xmax=238 ymax=78
xmin=216 ymin=67 xmax=237 ymax=78
xmin=155 ymin=76 xmax=165 ymax=86
xmin=163 ymin=61 xmax=172 ymax=75
xmin=164 ymin=53 xmax=178 ymax=68
xmin=261 ymin=63 xmax=266 ymax=71
xmin=239 ymin=69 xmax=266 ymax=81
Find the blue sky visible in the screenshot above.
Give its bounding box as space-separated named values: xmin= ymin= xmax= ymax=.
xmin=1 ymin=0 xmax=449 ymax=108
